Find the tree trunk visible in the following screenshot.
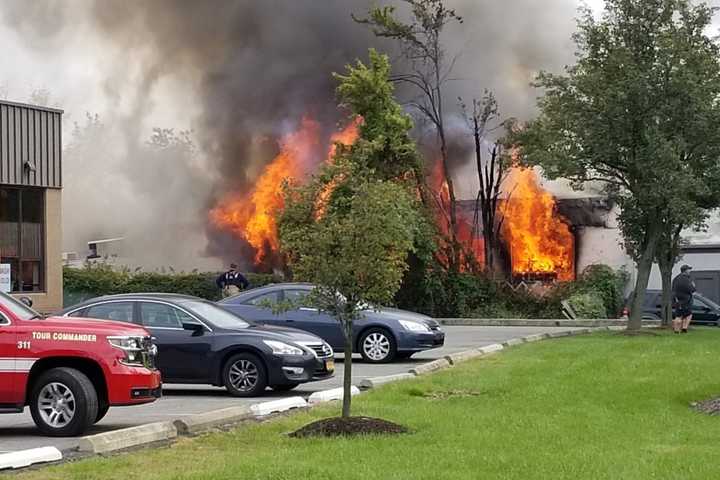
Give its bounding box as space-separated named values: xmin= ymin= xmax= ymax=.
xmin=659 ymin=259 xmax=673 ymax=328
xmin=341 ymin=319 xmax=353 ymax=418
xmin=628 ymin=229 xmax=661 ymax=331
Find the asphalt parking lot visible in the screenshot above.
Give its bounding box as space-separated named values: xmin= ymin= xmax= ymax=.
xmin=0 ymin=326 xmax=579 ymax=454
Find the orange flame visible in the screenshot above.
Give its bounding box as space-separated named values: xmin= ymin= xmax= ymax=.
xmin=502 ymin=167 xmax=574 ymax=281
xmin=210 ymin=116 xmax=360 ymax=266
xmin=429 ymin=159 xmax=484 ymax=270
xmin=314 ymin=117 xmax=362 ymax=220
xmin=209 ymin=117 xmax=321 ymax=265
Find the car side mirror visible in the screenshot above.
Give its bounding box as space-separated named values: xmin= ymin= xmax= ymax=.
xmin=182 ymin=322 xmax=205 ymax=334
xmin=19 ymin=296 xmax=33 ymax=308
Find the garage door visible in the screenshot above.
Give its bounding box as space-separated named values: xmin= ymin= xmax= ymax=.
xmin=691 ymin=271 xmax=720 ymax=304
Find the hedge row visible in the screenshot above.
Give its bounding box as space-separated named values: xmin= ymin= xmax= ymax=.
xmin=63 ymin=264 xmax=279 ymax=307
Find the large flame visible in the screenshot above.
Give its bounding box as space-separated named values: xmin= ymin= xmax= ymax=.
xmin=429 ymin=159 xmax=484 ymax=269
xmin=502 ymin=167 xmax=574 ymax=281
xmin=210 ymin=116 xmax=360 ymax=266
xmin=314 ymin=117 xmax=362 ymax=220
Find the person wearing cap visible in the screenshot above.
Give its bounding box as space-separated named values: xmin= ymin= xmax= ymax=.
xmin=671 ymin=265 xmax=696 ymax=333
xmin=216 ymin=263 xmax=249 ymax=298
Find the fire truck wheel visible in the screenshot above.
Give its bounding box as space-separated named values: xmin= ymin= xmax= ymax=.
xmin=30 ymin=367 xmax=99 ymax=437
xmin=95 ymin=402 xmax=110 ymax=424
xmin=222 ymin=353 xmax=268 ymax=397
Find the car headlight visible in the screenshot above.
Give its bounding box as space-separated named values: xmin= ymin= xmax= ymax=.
xmin=399 ymin=320 xmax=431 ymax=332
xmin=108 ymin=335 xmax=146 ymax=367
xmin=263 ymin=340 xmax=305 ymax=355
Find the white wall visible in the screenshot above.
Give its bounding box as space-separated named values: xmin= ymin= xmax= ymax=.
xmin=648 ymin=252 xmax=720 ymax=289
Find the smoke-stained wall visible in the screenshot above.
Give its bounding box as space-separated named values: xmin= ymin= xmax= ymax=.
xmin=0 ymin=0 xmax=585 ymax=269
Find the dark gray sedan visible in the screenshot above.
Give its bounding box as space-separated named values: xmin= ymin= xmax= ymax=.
xmin=218 ymin=283 xmax=445 ymax=363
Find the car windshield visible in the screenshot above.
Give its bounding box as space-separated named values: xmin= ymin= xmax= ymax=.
xmin=0 ymin=291 xmax=41 ymax=321
xmin=696 ymin=293 xmax=720 ymax=310
xmin=179 ymin=300 xmax=253 ymax=329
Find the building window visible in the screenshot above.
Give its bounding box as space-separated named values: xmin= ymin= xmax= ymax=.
xmin=0 ymin=188 xmax=44 ymax=292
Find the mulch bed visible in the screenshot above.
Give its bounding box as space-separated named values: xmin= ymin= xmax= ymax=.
xmin=691 ymin=397 xmax=720 ymax=415
xmin=289 ymin=416 xmax=408 ymax=438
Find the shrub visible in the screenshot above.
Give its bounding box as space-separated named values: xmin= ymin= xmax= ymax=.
xmin=63 ymin=263 xmax=279 ymax=307
xmin=566 ymin=292 xmax=607 ymax=319
xmin=573 ymin=264 xmax=629 ymax=317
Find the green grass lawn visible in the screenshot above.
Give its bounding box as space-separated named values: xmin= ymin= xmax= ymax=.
xmin=19 ymin=329 xmax=720 ymax=480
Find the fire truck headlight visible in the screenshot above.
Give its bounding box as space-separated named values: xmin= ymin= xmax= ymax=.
xmin=108 ymin=336 xmax=147 ymax=367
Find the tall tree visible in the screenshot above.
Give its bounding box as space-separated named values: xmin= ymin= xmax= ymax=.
xmin=655 ymin=222 xmax=684 ymax=327
xmin=355 ymin=0 xmax=463 ymax=271
xmin=279 ymin=50 xmax=424 ymax=417
xmin=460 ymin=93 xmax=510 ymax=275
xmin=514 ymin=0 xmax=720 ymax=331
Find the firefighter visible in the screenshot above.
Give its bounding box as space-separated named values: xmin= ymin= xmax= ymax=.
xmin=216 ymin=263 xmax=249 ymax=298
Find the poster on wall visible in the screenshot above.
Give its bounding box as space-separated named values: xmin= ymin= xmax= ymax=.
xmin=0 ymin=264 xmax=10 ymax=293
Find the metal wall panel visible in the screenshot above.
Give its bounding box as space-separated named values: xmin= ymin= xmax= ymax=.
xmin=0 ymin=100 xmax=63 ymax=188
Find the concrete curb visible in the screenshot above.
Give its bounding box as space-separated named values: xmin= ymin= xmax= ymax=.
xmin=308 ymin=386 xmax=360 ymax=405
xmin=0 ymin=447 xmax=62 ymax=470
xmin=78 ymin=422 xmax=177 ymax=454
xmin=502 ymin=337 xmax=525 ymax=347
xmin=523 ymin=333 xmax=550 ymax=342
xmin=173 ymin=406 xmax=253 ymax=435
xmin=409 ymin=358 xmax=451 ymax=376
xmin=548 ymin=330 xmax=572 ymax=338
xmin=250 ymin=396 xmax=307 ymax=416
xmin=478 ymin=343 xmax=504 ymax=354
xmin=439 ymin=318 xmax=660 ymax=327
xmin=359 ymin=373 xmax=416 ymax=390
xmin=444 ymin=349 xmax=486 ymax=365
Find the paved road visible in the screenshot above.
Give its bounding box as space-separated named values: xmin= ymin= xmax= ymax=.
xmin=0 ymin=326 xmax=577 ymax=453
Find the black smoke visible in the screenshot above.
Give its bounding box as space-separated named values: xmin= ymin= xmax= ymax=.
xmin=0 ymin=0 xmax=583 ymax=270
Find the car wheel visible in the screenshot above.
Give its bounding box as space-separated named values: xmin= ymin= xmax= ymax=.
xmin=223 ymin=353 xmax=268 ymax=397
xmin=30 ymin=367 xmax=98 ymax=437
xmin=359 ymin=328 xmax=397 ymax=363
xmin=95 ymin=402 xmax=110 ymax=424
xmin=271 ymin=383 xmax=300 ymax=392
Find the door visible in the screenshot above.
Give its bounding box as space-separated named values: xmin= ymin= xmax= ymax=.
xmin=138 ymin=302 xmax=212 ymax=382
xmin=0 ymin=309 xmax=17 ymax=403
xmin=282 ymin=289 xmax=344 ymax=348
xmin=223 ymin=290 xmax=283 ymax=325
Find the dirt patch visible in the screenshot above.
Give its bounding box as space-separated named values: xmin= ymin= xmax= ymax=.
xmin=289 ymin=417 xmax=408 ymax=438
xmin=691 ymin=397 xmax=720 ymax=415
xmin=409 ymin=389 xmax=484 ymax=400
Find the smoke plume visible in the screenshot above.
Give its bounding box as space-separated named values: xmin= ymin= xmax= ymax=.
xmin=0 ymin=0 xmax=584 ymax=270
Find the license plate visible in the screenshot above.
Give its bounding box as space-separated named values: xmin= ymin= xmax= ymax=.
xmin=325 ymin=359 xmax=335 ymax=372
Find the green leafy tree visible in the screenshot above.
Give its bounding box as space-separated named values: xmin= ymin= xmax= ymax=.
xmin=279 ymin=50 xmax=423 ymax=418
xmin=514 ymin=0 xmax=720 ymax=331
xmin=280 ymin=175 xmax=418 ymax=418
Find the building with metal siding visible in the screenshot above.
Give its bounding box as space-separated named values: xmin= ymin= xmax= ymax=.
xmin=0 ymin=100 xmax=63 ymax=312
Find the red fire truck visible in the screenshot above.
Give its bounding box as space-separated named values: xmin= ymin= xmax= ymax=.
xmin=0 ymin=292 xmax=161 ymax=436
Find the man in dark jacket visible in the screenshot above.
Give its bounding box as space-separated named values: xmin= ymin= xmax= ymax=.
xmin=216 ymin=263 xmax=249 ymax=298
xmin=672 ymin=264 xmax=696 ymax=334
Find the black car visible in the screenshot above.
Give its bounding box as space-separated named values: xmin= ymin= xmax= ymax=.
xmin=61 ymin=293 xmax=335 ymax=396
xmin=639 ymin=289 xmax=720 ymax=325
xmin=218 ymin=283 xmax=445 ymax=363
